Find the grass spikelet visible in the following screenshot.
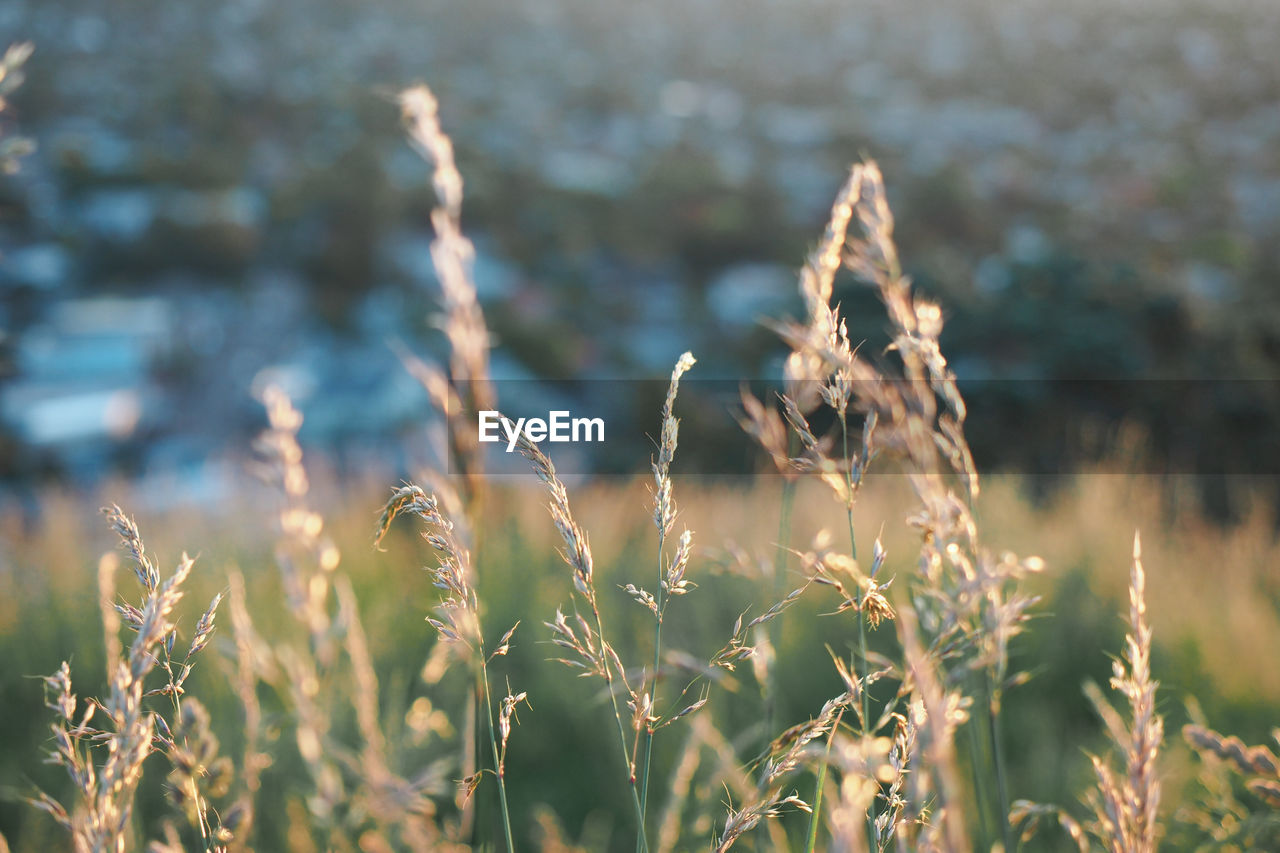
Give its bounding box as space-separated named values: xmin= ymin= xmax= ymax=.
xmin=515 ymin=431 xmax=652 ymax=852
xmin=1085 ymin=532 xmax=1163 ymax=853
xmin=375 ymin=481 xmax=521 ymax=850
xmin=33 ymin=508 xmax=226 ymax=852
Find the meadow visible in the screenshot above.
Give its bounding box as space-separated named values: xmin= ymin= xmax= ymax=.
xmin=3 ymin=467 xmax=1280 ymax=851
xmin=3 ymin=81 xmax=1280 ymax=853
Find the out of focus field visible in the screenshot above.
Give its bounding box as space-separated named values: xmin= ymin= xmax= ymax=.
xmin=5 ymin=0 xmax=1280 ymax=490
xmin=3 ymin=469 xmax=1277 ymax=849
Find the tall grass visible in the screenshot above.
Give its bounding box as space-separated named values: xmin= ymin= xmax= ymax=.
xmin=636 ymin=351 xmax=698 ymax=847
xmin=7 ymin=81 xmax=1280 ymax=853
xmin=376 ymin=484 xmax=524 ymax=852
xmin=29 ymin=507 xmax=226 ymax=852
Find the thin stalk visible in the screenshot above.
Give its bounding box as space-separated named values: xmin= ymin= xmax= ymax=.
xmin=965 ymin=709 xmax=992 ymax=847
xmin=839 ymin=413 xmax=875 ymax=846
xmin=463 ymin=473 xmax=485 ymax=845
xmin=478 ymin=656 xmax=516 ymax=853
xmin=591 ymin=599 xmax=652 ymax=853
xmin=984 ymin=676 xmax=1013 ymax=853
xmin=636 ymin=529 xmax=667 ymax=850
xmin=961 ymin=486 xmax=1013 ymax=853
xmin=803 ymin=709 xmax=845 ymax=853
xmin=460 ymin=672 xmax=479 ymax=842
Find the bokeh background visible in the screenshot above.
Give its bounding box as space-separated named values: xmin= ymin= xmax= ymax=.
xmin=3 ymin=0 xmax=1280 ymax=849
xmin=3 ymin=0 xmax=1280 ymax=501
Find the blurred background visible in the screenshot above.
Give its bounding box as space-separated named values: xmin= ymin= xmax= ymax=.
xmin=2 ymin=0 xmax=1280 ymax=509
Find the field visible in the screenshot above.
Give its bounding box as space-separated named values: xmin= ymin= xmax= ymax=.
xmin=2 ymin=463 xmax=1280 ymax=851
xmin=3 ymin=152 xmax=1280 ymax=847
xmin=4 ymin=17 xmax=1280 ymax=846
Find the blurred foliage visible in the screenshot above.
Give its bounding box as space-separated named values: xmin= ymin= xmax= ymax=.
xmin=5 ymin=1 xmax=1280 ymax=511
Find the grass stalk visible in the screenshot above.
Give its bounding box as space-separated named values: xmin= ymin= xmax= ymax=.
xmin=479 ymin=656 xmax=516 ymax=853
xmin=591 ymin=598 xmax=652 ymax=853
xmin=838 ymin=412 xmax=875 ymax=846
xmin=965 ymin=710 xmax=993 ymax=847
xmin=803 ymin=709 xmax=845 ymax=853
xmin=985 ymin=677 xmax=1014 ymax=853
xmin=962 ymin=485 xmax=1013 ymax=852
xmin=637 ymin=350 xmax=694 ymax=849
xmin=636 ymin=528 xmax=667 ymax=850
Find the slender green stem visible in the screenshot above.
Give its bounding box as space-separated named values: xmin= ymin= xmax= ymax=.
xmin=839 ymin=413 xmax=876 ymax=847
xmin=965 ymin=709 xmax=992 ymax=847
xmin=855 ymin=610 xmax=873 ymax=842
xmin=804 ymin=709 xmax=845 ymax=852
xmin=465 ymin=471 xmax=485 ymax=846
xmin=985 ymin=676 xmax=1013 ymax=853
xmin=479 ymin=656 xmax=516 ymax=852
xmin=591 ymin=599 xmax=651 ymax=853
xmin=465 ymin=672 xmax=481 ymax=843
xmin=637 ymin=529 xmax=667 ymax=851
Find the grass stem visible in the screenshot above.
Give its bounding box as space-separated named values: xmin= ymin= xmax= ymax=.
xmin=479 ymin=656 xmax=516 ymax=852
xmin=839 ymin=412 xmax=876 ymax=847
xmin=636 ymin=528 xmax=667 ymax=851
xmin=965 ymin=707 xmax=993 ymax=846
xmin=985 ymin=677 xmax=1013 ymax=853
xmin=591 ymin=599 xmax=652 ymax=853
xmin=803 ymin=709 xmax=845 ymax=853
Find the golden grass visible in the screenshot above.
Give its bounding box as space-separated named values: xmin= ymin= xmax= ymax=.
xmin=6 ymin=463 xmax=1280 ymax=850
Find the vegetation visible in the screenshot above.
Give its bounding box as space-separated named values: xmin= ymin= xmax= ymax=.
xmin=3 ymin=83 xmax=1280 ymax=853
